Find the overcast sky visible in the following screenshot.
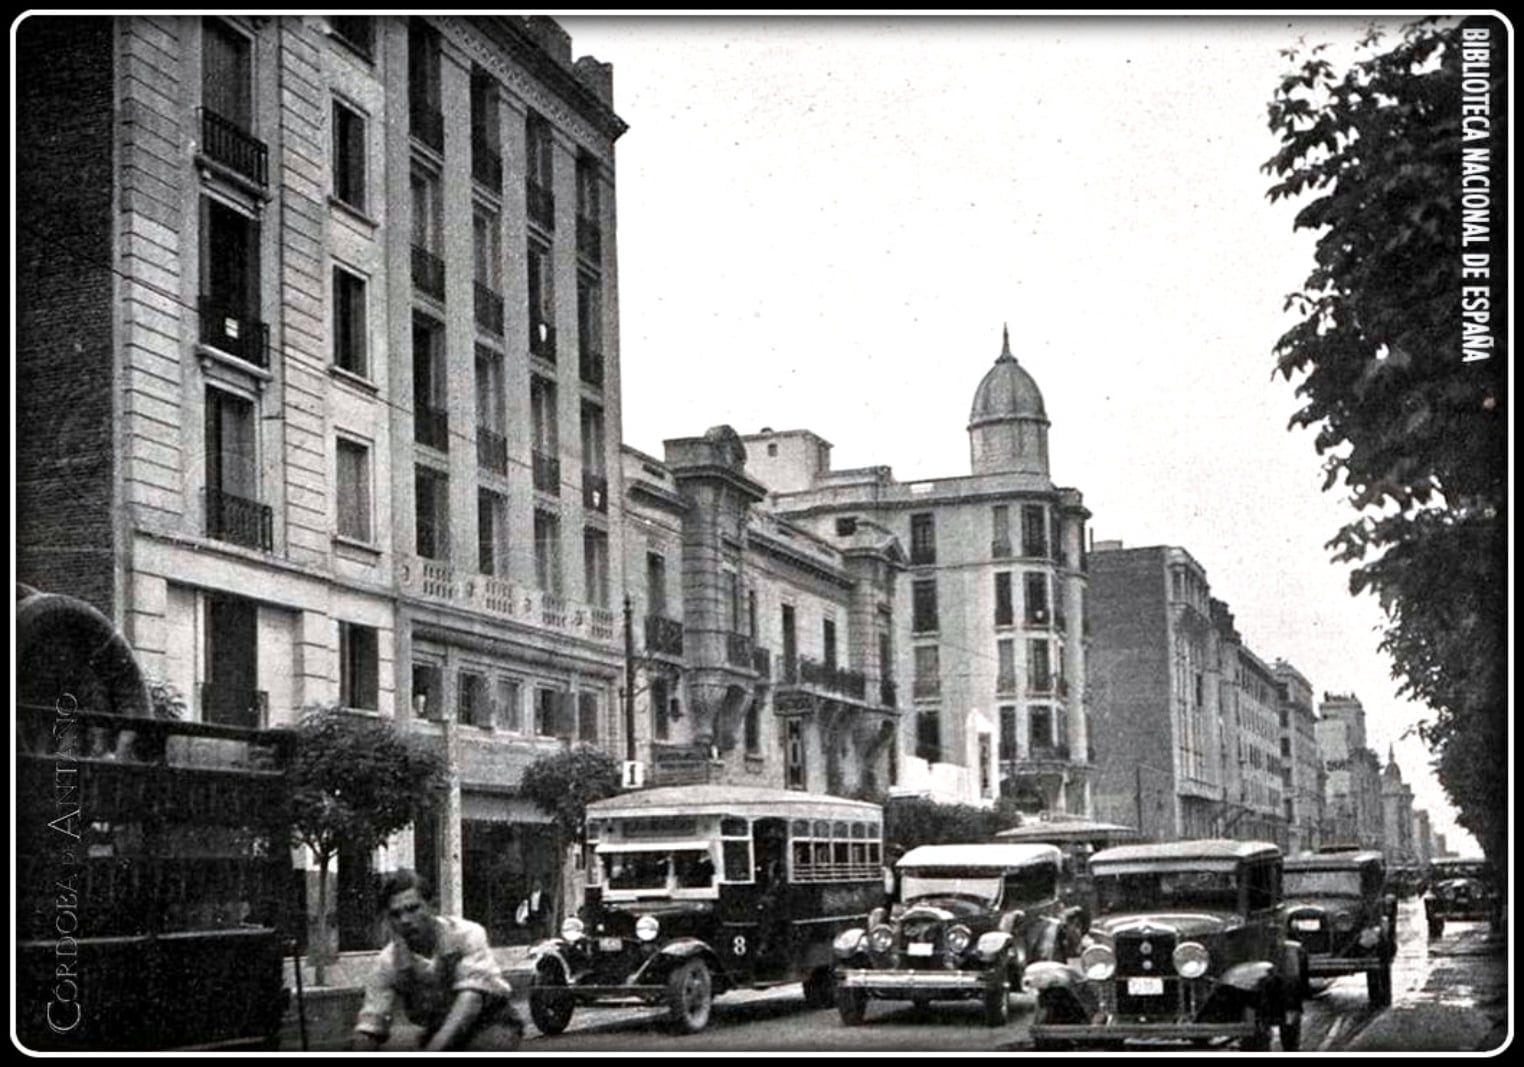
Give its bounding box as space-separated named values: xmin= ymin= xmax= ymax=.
xmin=560 ymin=14 xmax=1482 ymax=854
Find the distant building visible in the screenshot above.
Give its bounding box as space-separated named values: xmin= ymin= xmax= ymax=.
xmin=1316 ymin=693 xmax=1384 ymax=849
xmin=1274 ymin=660 xmax=1326 ymax=853
xmin=739 ymin=330 xmax=1092 ymax=813
xmin=1412 ymin=809 xmax=1435 ymax=866
xmin=1380 ymin=748 xmax=1416 ymax=866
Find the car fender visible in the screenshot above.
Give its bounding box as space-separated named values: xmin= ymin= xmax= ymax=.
xmin=1021 ymin=959 xmax=1084 ymax=993
xmin=528 ymin=943 xmax=576 ymax=984
xmin=631 ymin=937 xmax=723 ymax=985
xmin=1220 ymin=960 xmax=1276 ymax=993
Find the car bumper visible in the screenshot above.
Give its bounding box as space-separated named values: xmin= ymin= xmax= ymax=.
xmin=1308 ymin=956 xmax=1384 ymax=976
xmin=1032 ymin=1020 xmax=1256 ymax=1042
xmin=838 ymin=968 xmax=990 ymax=993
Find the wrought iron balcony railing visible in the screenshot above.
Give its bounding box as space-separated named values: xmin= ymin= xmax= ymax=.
xmin=476 ymin=427 xmax=507 ymax=474
xmin=199 ymin=297 xmax=270 ymax=368
xmin=1027 ymin=674 xmax=1056 ymax=696
xmin=725 ymin=632 xmax=753 ymax=669
xmin=203 ymin=487 xmax=273 ymax=551
xmin=781 ymin=656 xmax=867 ymax=701
xmin=199 ymin=107 xmax=268 ymax=187
xmin=412 ymin=245 xmax=446 ymax=301
xmin=474 ymin=283 xmax=504 ymax=335
xmin=645 ymin=614 xmax=684 ymax=657
xmin=532 ymin=449 xmax=560 ymax=494
xmin=414 ymin=402 xmax=449 ymax=451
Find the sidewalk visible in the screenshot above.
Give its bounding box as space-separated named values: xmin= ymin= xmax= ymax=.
xmin=1344 ymin=921 xmax=1509 ymax=1053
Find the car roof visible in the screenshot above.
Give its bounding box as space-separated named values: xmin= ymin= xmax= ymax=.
xmin=1092 ymin=838 xmax=1281 ymax=867
xmin=587 ymin=784 xmax=882 ymax=820
xmin=994 ymin=818 xmax=1141 ymax=844
xmin=898 ymin=843 xmax=1062 ymax=870
xmin=1285 ymin=850 xmax=1384 ymax=871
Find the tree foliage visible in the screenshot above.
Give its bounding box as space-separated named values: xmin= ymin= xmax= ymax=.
xmin=519 ymin=744 xmax=624 ymax=845
xmin=884 ymin=795 xmax=1005 ymax=854
xmin=1264 ymin=19 xmax=1506 ymax=869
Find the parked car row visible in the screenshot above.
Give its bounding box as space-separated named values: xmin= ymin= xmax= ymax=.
xmin=523 ymin=785 xmax=1485 ymax=1049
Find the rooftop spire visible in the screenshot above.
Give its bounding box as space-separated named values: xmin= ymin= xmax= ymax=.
xmin=999 ymin=323 xmax=1014 ymax=362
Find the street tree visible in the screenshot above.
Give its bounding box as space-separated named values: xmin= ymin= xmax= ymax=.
xmin=285 ymin=705 xmax=447 ymax=984
xmin=1263 ymin=19 xmax=1506 ymax=871
xmin=520 ymin=744 xmax=624 ymax=921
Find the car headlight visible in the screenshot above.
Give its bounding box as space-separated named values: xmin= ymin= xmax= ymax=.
xmin=635 ymin=914 xmax=660 ymax=942
xmin=834 ymin=928 xmax=865 ymax=956
xmin=1081 ymin=943 xmax=1116 ymax=981
xmin=868 ymin=924 xmax=896 ymax=954
xmin=946 ymin=925 xmax=972 ymax=956
xmin=1358 ymin=926 xmax=1381 ymax=948
xmin=561 ymin=917 xmax=585 ymax=941
xmin=1172 ymin=941 xmax=1210 ymax=979
xmin=1334 ymin=913 xmax=1356 ymax=931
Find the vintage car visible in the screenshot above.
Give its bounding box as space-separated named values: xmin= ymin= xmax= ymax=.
xmin=1423 ymin=856 xmax=1497 ymax=939
xmin=1025 ymin=839 xmax=1306 ymax=1051
xmin=832 ymin=842 xmax=1085 ymax=1027
xmin=1282 ymin=850 xmax=1396 ymax=1006
xmin=527 ymin=785 xmax=885 ymax=1035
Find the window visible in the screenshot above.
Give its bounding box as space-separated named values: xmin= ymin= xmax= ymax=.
xmin=338 ymin=622 xmax=378 ymax=710
xmin=329 ymin=15 xmax=373 ymax=59
xmin=336 ymin=437 xmax=371 ymax=542
xmin=979 ymin=735 xmax=993 ymax=796
xmin=823 ymin=618 xmax=837 ymax=670
xmin=911 ymin=579 xmax=938 ymax=633
xmin=581 ymin=402 xmax=607 ymax=511
xmin=200 ymin=198 xmax=265 ymax=366
xmin=578 ymin=691 xmax=600 ymax=742
xmin=478 ymin=488 xmax=506 ymax=576
xmin=835 ymin=517 xmax=859 ymax=537
xmin=203 ymin=18 xmax=251 ymax=129
xmin=534 ymin=688 xmax=561 ymax=737
xmin=460 ymin=672 xmax=491 ymax=729
xmin=748 ymin=591 xmax=759 ymax=640
xmin=576 ymin=150 xmax=601 ymax=262
xmin=205 ymin=387 xmax=269 ymax=550
xmin=646 ymin=552 xmax=668 ymax=616
xmin=1028 ymin=639 xmax=1053 ymax=694
xmin=408 ymin=18 xmax=443 ymax=151
xmin=744 ymin=695 xmax=760 ymax=754
xmin=583 ymin=527 xmax=609 ymax=609
xmin=332 ymin=266 xmax=368 ymax=377
xmin=781 ymin=604 xmax=797 ymax=674
xmin=909 ymin=513 xmax=936 ymax=565
xmin=414 ymin=465 xmax=448 ymax=560
xmin=1025 ymin=572 xmax=1050 ymax=626
xmin=1021 ymin=504 xmax=1049 ymax=558
xmin=531 ymin=375 xmax=559 ymax=493
xmin=469 ymin=66 xmax=502 ymax=189
xmin=723 ymin=571 xmax=740 ymax=633
xmin=916 ymin=709 xmax=942 ymax=763
xmin=412 ymin=662 xmax=444 ymax=720
xmin=999 ymin=705 xmax=1018 ymax=761
xmin=913 ymin=645 xmax=939 ymax=699
xmin=412 ymin=314 xmax=448 ymax=450
xmin=525 ymin=110 xmax=554 ymax=230
xmin=577 ymin=272 xmax=603 ymax=385
xmin=997 ymin=639 xmax=1016 ymax=694
xmin=332 ymin=99 xmax=367 ymax=210
xmin=534 ymin=509 xmax=562 ymax=594
xmin=785 ymin=719 xmax=806 ymax=790
xmin=473 ymin=205 xmax=501 ymax=291
xmin=992 ymin=505 xmax=1012 ymax=557
xmin=994 ymin=572 xmax=1014 ymax=627
xmin=527 ymin=240 xmax=556 ymax=360
xmin=650 ymin=674 xmax=670 ymax=742
xmin=474 ymin=346 xmax=506 ymax=473
xmin=495 ymin=678 xmax=522 ymax=733
xmin=410 ymin=166 xmax=444 ymax=299
xmin=1029 ymin=705 xmax=1054 ymax=752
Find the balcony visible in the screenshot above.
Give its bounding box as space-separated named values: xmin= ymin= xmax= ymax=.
xmin=752 ymin=646 xmax=772 ymax=679
xmin=414 ymin=402 xmax=450 ymax=452
xmin=199 ymin=108 xmax=268 ymax=187
xmin=1003 ymin=745 xmax=1073 ymax=773
xmin=645 ymin=614 xmax=684 ymax=657
xmin=204 ymin=487 xmax=272 ymax=552
xmin=589 ymin=607 xmax=616 ymax=641
xmin=540 ymin=592 xmax=567 ymax=628
xmin=579 ymin=346 xmax=605 ymax=389
xmin=530 ymin=321 xmax=557 ymax=363
xmin=420 ymin=558 xmax=456 ymax=600
xmin=199 ymin=682 xmax=269 ymax=729
xmin=526 ymin=179 xmax=555 ymax=231
xmin=412 ymin=245 xmax=446 ymax=301
xmin=410 ymin=100 xmax=444 ymax=153
xmin=879 ymin=678 xmax=898 ymax=708
xmin=582 ymin=471 xmax=609 ymax=513
xmin=725 ymin=632 xmax=753 ymax=669
xmin=912 ymin=676 xmax=940 ymax=701
xmin=471 ymin=133 xmax=503 ymax=191
xmin=199 ymin=297 xmax=269 ymax=369
xmin=996 ymin=673 xmax=1018 ymax=696
xmin=532 ymin=449 xmax=560 ymax=495
xmin=781 ymin=656 xmax=867 ymax=701
xmin=474 ymin=283 xmax=504 ymax=335
xmin=576 ymin=214 xmax=602 ymax=264
xmin=1027 ymin=675 xmax=1056 ymax=697
xmin=991 ymin=538 xmax=1013 ymax=560
xmin=915 ymin=741 xmax=943 ymax=764
xmin=1026 ymin=608 xmax=1053 ymax=629
xmin=476 ymin=427 xmax=507 ymax=474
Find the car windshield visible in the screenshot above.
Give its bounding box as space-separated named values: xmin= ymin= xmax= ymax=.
xmin=900 ymin=868 xmax=1003 ymax=907
xmin=1285 ymin=869 xmax=1362 ymax=898
xmin=602 ymin=848 xmax=715 ymax=890
xmin=1096 ymin=869 xmax=1240 ymax=913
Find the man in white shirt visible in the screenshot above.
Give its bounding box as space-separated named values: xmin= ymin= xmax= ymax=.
xmin=351 ymin=870 xmax=523 ymax=1051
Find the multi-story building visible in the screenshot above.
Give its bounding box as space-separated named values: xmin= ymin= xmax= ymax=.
xmin=618 ymin=429 xmax=903 ymax=797
xmin=1274 ymin=659 xmax=1325 ymax=853
xmin=1380 ymin=749 xmax=1417 ymax=866
xmin=1316 ymin=692 xmax=1384 ymax=850
xmin=1413 ymin=809 xmax=1435 ymax=866
xmin=739 ymin=332 xmax=1092 ymax=814
xmin=17 ymin=14 xmax=627 ymax=953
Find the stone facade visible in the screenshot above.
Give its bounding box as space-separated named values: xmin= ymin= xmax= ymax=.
xmin=1274 ymin=659 xmax=1326 ymax=853
xmin=1316 ymin=693 xmax=1385 ymax=850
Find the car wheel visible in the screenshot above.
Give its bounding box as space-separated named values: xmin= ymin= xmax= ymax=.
xmin=529 ymin=961 xmax=576 ymax=1036
xmin=835 ymin=986 xmax=868 ymax=1026
xmin=666 ymin=958 xmax=713 ymax=1034
xmin=802 ymin=967 xmax=835 ymax=1009
xmin=1280 ymin=1005 xmax=1303 ymax=1052
xmin=982 ymin=977 xmax=1011 ymax=1027
xmin=1241 ymin=1006 xmax=1272 ymax=1051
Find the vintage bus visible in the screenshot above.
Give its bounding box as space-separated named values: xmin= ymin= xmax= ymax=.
xmin=527 ymin=784 xmax=885 ymax=1034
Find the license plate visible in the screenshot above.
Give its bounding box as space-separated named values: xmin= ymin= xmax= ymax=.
xmin=598 ymin=937 xmax=623 ymax=952
xmin=1127 ymin=977 xmax=1165 ymax=996
xmin=907 ymin=942 xmax=934 ymax=957
xmin=1293 ymin=919 xmax=1322 ymax=932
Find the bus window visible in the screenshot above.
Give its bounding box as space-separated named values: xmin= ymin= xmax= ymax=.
xmin=834 ymin=840 xmax=851 ymax=865
xmin=723 ymin=840 xmax=752 ymax=882
xmin=674 ymin=850 xmax=716 ymax=889
xmin=851 ymin=822 xmax=867 ymax=839
xmin=814 ymin=841 xmax=831 ymax=866
xmin=721 ymin=817 xmax=748 ymax=838
xmin=793 ymin=840 xmax=811 ymax=870
xmin=815 ymin=820 xmax=831 ymax=838
xmin=792 ymin=819 xmax=810 ymax=837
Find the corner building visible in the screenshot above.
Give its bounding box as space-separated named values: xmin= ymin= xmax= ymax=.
xmin=17 ymin=15 xmax=627 ymax=955
xmin=744 ymin=332 xmax=1093 ymax=815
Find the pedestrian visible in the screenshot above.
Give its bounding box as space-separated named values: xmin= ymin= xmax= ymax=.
xmin=351 ymin=869 xmax=524 ymax=1051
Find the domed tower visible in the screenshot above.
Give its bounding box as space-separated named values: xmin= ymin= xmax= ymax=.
xmin=968 ymin=326 xmax=1050 ymax=477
